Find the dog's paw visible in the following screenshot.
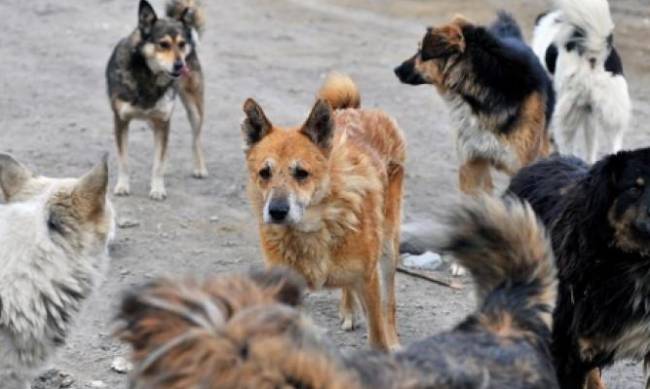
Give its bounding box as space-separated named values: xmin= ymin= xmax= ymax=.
xmin=192 ymin=168 xmax=208 ymax=179
xmin=149 ymin=188 xmax=167 ymax=201
xmin=340 ymin=317 xmax=356 ymax=331
xmin=114 ymin=183 xmax=130 ymax=196
xmin=450 ymin=262 xmax=467 ymax=277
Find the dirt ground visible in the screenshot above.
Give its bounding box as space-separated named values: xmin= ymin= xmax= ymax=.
xmin=1 ymin=0 xmax=649 ymax=388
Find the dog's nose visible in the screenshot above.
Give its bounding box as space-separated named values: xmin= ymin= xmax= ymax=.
xmin=268 ymin=199 xmax=290 ymax=222
xmin=173 ymin=61 xmax=184 ymax=71
xmin=589 ymin=58 xmax=596 ymax=68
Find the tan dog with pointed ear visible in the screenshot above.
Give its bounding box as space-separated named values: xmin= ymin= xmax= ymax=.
xmin=0 ymin=154 xmax=114 ymax=389
xmin=240 ymin=73 xmax=406 ymax=351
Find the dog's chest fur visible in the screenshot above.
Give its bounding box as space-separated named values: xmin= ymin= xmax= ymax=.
xmin=0 ymin=204 xmax=107 ymax=368
xmin=445 ymin=94 xmax=517 ymax=168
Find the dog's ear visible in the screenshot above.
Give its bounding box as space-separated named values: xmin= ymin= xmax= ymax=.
xmin=73 ymin=154 xmax=109 ymax=215
xmin=584 ymin=152 xmax=628 ymax=221
xmin=138 ymin=0 xmax=158 ymax=37
xmin=0 ymin=154 xmax=33 ymax=201
xmin=422 ymin=23 xmax=466 ymax=60
xmin=249 ymin=267 xmax=306 ymax=307
xmin=242 ymin=99 xmax=273 ymax=149
xmin=301 ymin=99 xmax=334 ymax=150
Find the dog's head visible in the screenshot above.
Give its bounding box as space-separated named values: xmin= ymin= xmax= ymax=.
xmin=241 ymin=98 xmax=334 ymax=227
xmin=394 ymin=16 xmax=470 ymax=88
xmin=587 ymin=149 xmax=650 ymax=256
xmin=0 ymin=153 xmax=115 ymax=255
xmin=137 ymin=0 xmax=195 ymax=79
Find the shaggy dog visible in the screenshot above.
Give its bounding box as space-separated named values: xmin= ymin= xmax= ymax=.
xmin=395 ymin=12 xmax=554 ymax=194
xmin=117 ymin=197 xmax=559 ymax=389
xmin=508 ymin=148 xmax=650 ymax=388
xmin=241 ymin=73 xmax=405 ymax=350
xmin=0 ymin=154 xmax=114 ymax=388
xmin=532 ymin=0 xmax=631 ymax=163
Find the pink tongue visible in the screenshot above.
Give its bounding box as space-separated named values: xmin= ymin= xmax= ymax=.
xmin=180 ymin=65 xmax=191 ymax=77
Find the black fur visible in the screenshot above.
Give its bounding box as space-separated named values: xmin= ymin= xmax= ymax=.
xmin=545 ymin=44 xmax=558 ymax=75
xmin=535 ymin=11 xmax=550 ymax=26
xmin=507 ymin=150 xmax=650 ymax=388
xmin=457 ymin=13 xmax=555 ymax=131
xmin=605 ymin=47 xmax=624 ymax=76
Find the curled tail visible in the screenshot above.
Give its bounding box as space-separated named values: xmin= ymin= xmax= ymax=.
xmin=443 ymin=196 xmax=557 ymax=333
xmin=489 ymin=11 xmax=524 ymax=41
xmin=317 ymin=72 xmax=361 ymax=110
xmin=166 ymin=0 xmax=205 ymax=36
xmin=117 ymin=268 xmax=355 ymax=389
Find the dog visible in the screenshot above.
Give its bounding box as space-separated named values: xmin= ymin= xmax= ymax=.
xmin=508 ymin=149 xmax=650 ymax=388
xmin=117 ymin=197 xmax=559 ymax=389
xmin=0 ymin=154 xmax=114 ymax=388
xmin=240 ymin=73 xmax=405 ymax=350
xmin=532 ymin=0 xmax=631 ymax=164
xmin=106 ymin=0 xmax=207 ymax=200
xmin=395 ymin=12 xmax=555 ymax=195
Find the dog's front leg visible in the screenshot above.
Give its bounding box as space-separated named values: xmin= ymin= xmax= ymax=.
xmin=149 ymin=119 xmax=170 ymax=200
xmin=113 ymin=115 xmax=131 ymax=196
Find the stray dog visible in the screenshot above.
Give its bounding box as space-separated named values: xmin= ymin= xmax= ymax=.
xmin=106 ymin=0 xmax=207 ymax=200
xmin=117 ymin=197 xmax=559 ymax=389
xmin=532 ymin=0 xmax=631 ymax=164
xmin=241 ymin=73 xmax=406 ymax=350
xmin=395 ymin=12 xmax=554 ymax=195
xmin=508 ymin=149 xmax=650 ymax=388
xmin=0 ymin=154 xmax=114 ymax=388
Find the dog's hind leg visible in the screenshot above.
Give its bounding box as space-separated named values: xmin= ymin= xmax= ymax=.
xmin=339 ymin=288 xmax=358 ymax=331
xmin=459 ymin=159 xmax=493 ymax=195
xmin=113 ymin=114 xmax=131 ymax=196
xmin=149 ymin=119 xmax=170 ymax=201
xmin=180 ymin=72 xmax=208 ymax=178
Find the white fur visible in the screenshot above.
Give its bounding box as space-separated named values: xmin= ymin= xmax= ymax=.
xmin=0 ymin=191 xmax=113 ymax=388
xmin=533 ymin=0 xmax=631 ymax=163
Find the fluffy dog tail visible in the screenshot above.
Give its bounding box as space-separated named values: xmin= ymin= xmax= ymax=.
xmin=489 ymin=11 xmax=524 ymax=41
xmin=443 ymin=196 xmax=557 ymax=336
xmin=166 ymin=0 xmax=205 ymax=36
xmin=556 ymin=0 xmax=614 ymax=51
xmin=116 ymin=268 xmax=356 ymax=389
xmin=317 ymin=72 xmax=361 ymax=110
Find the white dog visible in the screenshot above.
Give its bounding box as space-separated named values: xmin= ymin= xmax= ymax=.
xmin=0 ymin=154 xmax=114 ymax=388
xmin=532 ymin=0 xmax=631 ymax=163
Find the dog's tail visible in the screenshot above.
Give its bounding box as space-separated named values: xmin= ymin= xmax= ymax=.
xmin=556 ymin=0 xmax=614 ymax=51
xmin=442 ymin=196 xmax=557 ymax=338
xmin=116 ymin=268 xmax=356 ymax=389
xmin=317 ymin=72 xmax=361 ymax=110
xmin=489 ymin=11 xmax=524 ymax=41
xmin=166 ymin=0 xmax=205 ymax=36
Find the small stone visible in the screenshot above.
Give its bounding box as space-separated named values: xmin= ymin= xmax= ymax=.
xmin=111 ymin=356 xmax=133 ymax=374
xmin=117 ymin=218 xmax=140 ymax=229
xmin=119 ymin=269 xmax=130 ymax=276
xmin=89 ymin=380 xmax=107 ymax=388
xmin=209 ymin=215 xmax=220 ymax=223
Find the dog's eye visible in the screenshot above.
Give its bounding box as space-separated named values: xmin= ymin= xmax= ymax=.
xmin=259 ymin=167 xmax=272 ymax=180
xmin=294 ymin=168 xmax=309 ymax=181
xmin=178 ymin=41 xmax=186 ymax=50
xmin=159 ymin=41 xmax=171 ymax=50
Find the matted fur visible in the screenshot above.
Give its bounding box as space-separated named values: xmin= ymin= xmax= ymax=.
xmin=395 ymin=12 xmax=554 ymax=195
xmin=118 ymin=198 xmax=559 ymax=388
xmin=0 ymin=154 xmax=114 ymax=389
xmin=508 ymin=149 xmax=650 ymax=388
xmin=241 ymin=73 xmax=406 ymax=350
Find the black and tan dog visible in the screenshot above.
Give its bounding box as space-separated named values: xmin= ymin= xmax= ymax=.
xmin=106 ymin=0 xmax=207 ymax=200
xmin=395 ymin=12 xmax=554 ymax=195
xmin=117 ymin=197 xmax=559 ymax=389
xmin=508 ymin=148 xmax=650 ymax=389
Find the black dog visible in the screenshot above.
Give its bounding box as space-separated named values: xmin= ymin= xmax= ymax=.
xmin=508 ymin=149 xmax=650 ymax=388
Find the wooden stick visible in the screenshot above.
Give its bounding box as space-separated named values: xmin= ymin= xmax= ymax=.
xmin=397 ymin=266 xmax=463 ymax=290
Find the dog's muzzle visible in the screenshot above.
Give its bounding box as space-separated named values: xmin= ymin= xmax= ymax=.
xmin=267 ymin=198 xmax=290 ymax=224
xmin=394 ymin=60 xmax=427 ymax=85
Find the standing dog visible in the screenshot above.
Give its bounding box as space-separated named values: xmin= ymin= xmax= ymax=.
xmin=508 ymin=149 xmax=650 ymax=388
xmin=533 ymin=0 xmax=631 ymax=164
xmin=395 ymin=12 xmax=554 ymax=195
xmin=0 ymin=154 xmax=114 ymax=388
xmin=106 ymin=0 xmax=207 ymax=200
xmin=117 ymin=197 xmax=559 ymax=389
xmin=241 ymin=73 xmax=406 ymax=350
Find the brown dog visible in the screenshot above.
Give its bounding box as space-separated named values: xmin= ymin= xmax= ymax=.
xmin=241 ymin=73 xmax=406 ymax=350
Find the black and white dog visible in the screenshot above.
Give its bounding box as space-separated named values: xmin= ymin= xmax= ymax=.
xmin=533 ymin=0 xmax=631 ymax=164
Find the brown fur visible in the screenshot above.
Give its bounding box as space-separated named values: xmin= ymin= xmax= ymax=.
xmin=242 ymin=73 xmax=405 ymax=350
